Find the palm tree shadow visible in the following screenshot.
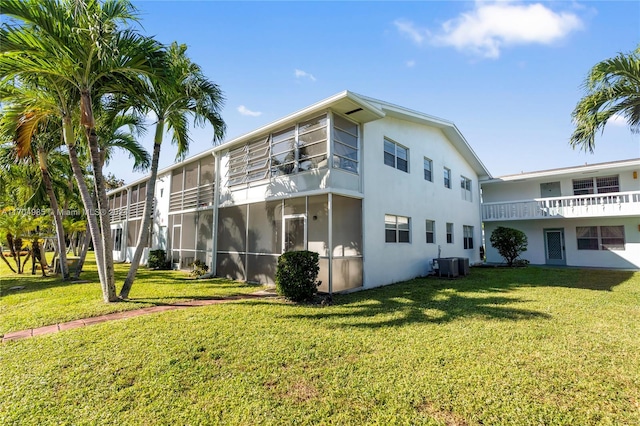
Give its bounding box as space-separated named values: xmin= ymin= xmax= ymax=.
xmin=279 ymin=267 xmax=636 ymax=329
xmin=283 ymin=281 xmax=550 ymax=329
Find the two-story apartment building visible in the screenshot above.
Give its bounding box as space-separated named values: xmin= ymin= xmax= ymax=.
xmin=108 ymin=91 xmax=491 ymax=292
xmin=481 ymin=159 xmax=640 ymax=269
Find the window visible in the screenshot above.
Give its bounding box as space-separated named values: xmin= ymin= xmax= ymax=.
xmin=446 ymin=222 xmax=453 ymax=243
xmin=444 ymin=167 xmax=451 ymax=188
xmin=385 ymin=214 xmax=411 ymax=243
xmin=425 ymin=220 xmax=435 ymax=243
xmin=423 ymin=157 xmax=433 ymax=182
xmin=577 ymin=226 xmax=625 ymax=250
xmin=463 ymin=225 xmax=474 ymax=249
xmin=573 ymin=175 xmax=619 ymax=195
xmin=461 ymin=176 xmax=472 ymax=201
xmin=596 ymin=176 xmax=620 ymax=194
xmin=227 ymin=114 xmax=329 ymax=186
xmin=333 ymin=114 xmax=359 ymax=173
xmin=384 ymin=138 xmax=409 ymax=172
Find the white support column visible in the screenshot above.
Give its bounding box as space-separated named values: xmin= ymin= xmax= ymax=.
xmin=211 ymin=152 xmax=220 ymax=275
xmin=328 ymin=192 xmax=333 ymax=297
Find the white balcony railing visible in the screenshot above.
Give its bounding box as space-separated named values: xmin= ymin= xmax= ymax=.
xmin=482 ymin=191 xmax=640 ymax=221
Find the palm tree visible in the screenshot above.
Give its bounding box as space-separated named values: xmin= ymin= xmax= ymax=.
xmin=1 ymin=0 xmax=164 ymax=301
xmin=119 ymin=42 xmax=225 ymax=299
xmin=0 ymin=207 xmax=39 ymax=273
xmin=0 ymin=88 xmax=74 ymax=279
xmin=570 ymin=45 xmax=640 ymax=152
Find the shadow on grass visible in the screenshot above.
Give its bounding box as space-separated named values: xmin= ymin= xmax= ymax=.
xmin=0 ymin=266 xmax=258 ymax=300
xmin=251 ymin=267 xmax=636 ymax=329
xmin=276 ymin=279 xmax=550 ymax=329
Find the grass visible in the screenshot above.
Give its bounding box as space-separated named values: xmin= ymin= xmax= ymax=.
xmin=1 ymin=261 xmax=639 ymax=425
xmin=0 ymin=252 xmax=262 ymax=335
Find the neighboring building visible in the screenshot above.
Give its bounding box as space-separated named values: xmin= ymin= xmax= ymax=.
xmin=108 ymin=91 xmax=491 ymax=292
xmin=481 ymin=159 xmax=640 ymax=269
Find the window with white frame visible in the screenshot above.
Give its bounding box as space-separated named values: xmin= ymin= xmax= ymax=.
xmin=446 ymin=222 xmax=454 ymax=243
xmin=385 ymin=214 xmax=411 ymax=243
xmin=333 ymin=114 xmax=359 ymax=173
xmin=463 ymin=225 xmax=474 ymax=249
xmin=444 ymin=167 xmax=451 ymax=188
xmin=577 ymin=226 xmax=625 ymax=250
xmin=425 ymin=220 xmax=435 ymax=243
xmin=572 ymin=175 xmax=619 ymax=195
xmin=423 ymin=157 xmax=433 ymax=182
xmin=461 ymin=176 xmax=472 ymax=201
xmin=384 ymin=138 xmax=409 ymax=172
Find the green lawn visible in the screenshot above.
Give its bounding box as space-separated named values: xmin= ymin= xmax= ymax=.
xmin=0 ymin=253 xmax=262 ymax=335
xmin=1 ymin=263 xmax=639 ymax=425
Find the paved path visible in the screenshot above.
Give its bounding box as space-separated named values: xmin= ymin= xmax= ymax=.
xmin=2 ymin=292 xmax=276 ymax=343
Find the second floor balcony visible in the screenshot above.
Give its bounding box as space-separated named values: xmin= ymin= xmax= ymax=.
xmin=482 ymin=191 xmax=640 ymax=221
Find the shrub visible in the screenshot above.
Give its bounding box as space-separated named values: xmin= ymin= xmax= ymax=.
xmin=276 ymin=251 xmax=320 ymax=302
xmin=189 ymin=259 xmax=209 ymax=277
xmin=147 ymin=249 xmax=170 ymax=269
xmin=489 ymin=226 xmax=528 ymax=267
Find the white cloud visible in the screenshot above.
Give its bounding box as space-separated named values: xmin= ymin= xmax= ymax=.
xmin=609 ymin=113 xmax=627 ymax=127
xmin=396 ymin=1 xmax=583 ymax=59
xmin=393 ymin=19 xmax=428 ymax=45
xmin=237 ymin=105 xmax=262 ymax=117
xmin=294 ymin=69 xmax=316 ymax=82
xmin=405 ymin=60 xmax=416 ymax=68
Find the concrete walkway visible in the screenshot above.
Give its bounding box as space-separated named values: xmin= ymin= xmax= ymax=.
xmin=2 ymin=291 xmax=277 ymax=343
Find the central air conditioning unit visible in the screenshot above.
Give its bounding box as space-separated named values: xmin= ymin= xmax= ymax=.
xmin=436 ymin=257 xmax=459 ymax=278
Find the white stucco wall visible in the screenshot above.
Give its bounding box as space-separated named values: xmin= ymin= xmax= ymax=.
xmin=361 ymin=116 xmax=483 ymax=289
xmin=484 ymin=218 xmax=640 ymax=269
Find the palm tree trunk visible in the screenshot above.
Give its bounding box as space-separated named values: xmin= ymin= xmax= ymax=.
xmin=74 ymin=223 xmax=91 ymax=280
xmin=81 ymin=90 xmax=117 ymax=301
xmin=15 ymin=237 xmax=23 ymax=273
xmin=0 ymin=243 xmax=17 ymax=273
xmin=38 ymin=148 xmax=69 ymax=280
xmin=5 ymin=233 xmax=18 ymax=272
xmin=85 ymin=125 xmax=117 ymax=301
xmin=120 ymin=120 xmax=164 ymax=299
xmin=62 ymin=116 xmax=111 ymax=300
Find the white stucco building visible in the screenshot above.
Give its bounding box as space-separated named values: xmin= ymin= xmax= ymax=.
xmin=481 ymin=159 xmax=640 ymax=269
xmin=108 ymin=91 xmax=491 ymax=292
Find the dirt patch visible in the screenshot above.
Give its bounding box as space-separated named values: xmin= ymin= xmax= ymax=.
xmin=416 ymin=401 xmax=472 ymax=426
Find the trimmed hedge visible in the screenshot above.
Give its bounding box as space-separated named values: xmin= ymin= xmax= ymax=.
xmin=275 ymin=251 xmax=320 ymax=302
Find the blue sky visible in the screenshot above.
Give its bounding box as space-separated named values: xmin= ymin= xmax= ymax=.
xmin=107 ymin=0 xmax=640 ymax=183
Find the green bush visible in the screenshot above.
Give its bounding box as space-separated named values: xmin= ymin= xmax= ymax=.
xmin=489 ymin=226 xmax=528 ymax=267
xmin=276 ymin=251 xmax=320 ymax=302
xmin=189 ymin=259 xmax=209 ymax=277
xmin=147 ymin=249 xmax=170 ymax=269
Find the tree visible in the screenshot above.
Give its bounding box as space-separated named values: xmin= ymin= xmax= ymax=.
xmin=489 ymin=226 xmax=528 ymax=267
xmin=570 ymin=45 xmax=640 ymax=152
xmin=0 ymin=93 xmax=73 ymax=280
xmin=1 ymin=0 xmax=164 ymax=301
xmin=104 ymin=173 xmax=125 ymax=190
xmin=119 ymin=42 xmax=225 ymax=299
